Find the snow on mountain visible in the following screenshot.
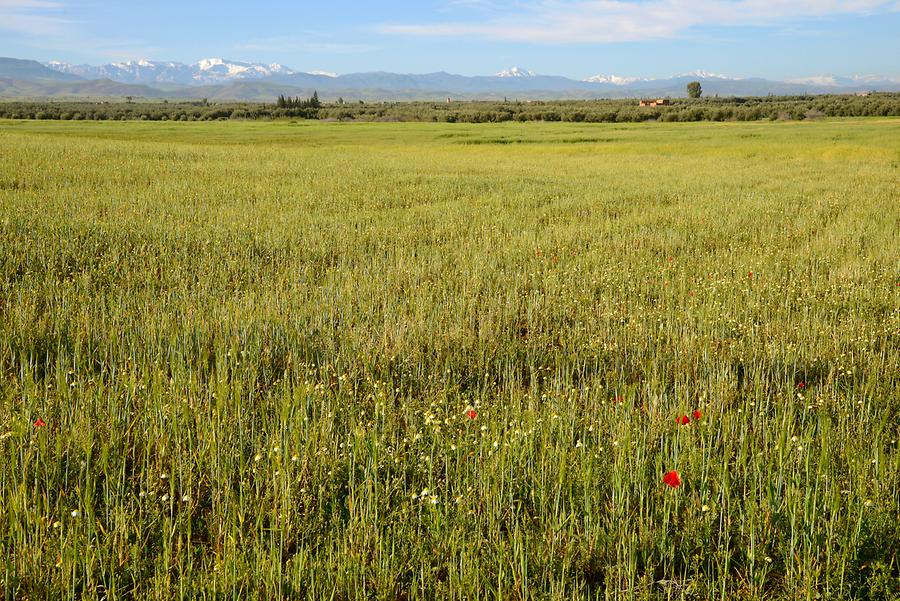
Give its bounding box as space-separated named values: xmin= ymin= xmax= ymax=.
xmin=677 ymin=70 xmax=741 ymax=80
xmin=192 ymin=58 xmax=296 ymax=82
xmin=44 ymin=61 xmax=80 ymax=74
xmin=787 ymin=75 xmax=840 ymax=86
xmin=787 ymin=74 xmax=900 ymax=87
xmin=111 ymin=60 xmax=195 ymax=83
xmin=584 ymin=70 xmax=738 ymax=85
xmin=584 ymin=74 xmax=643 ymax=85
xmin=44 ymin=58 xmax=297 ymax=85
xmin=43 ymin=60 xmax=184 ymax=83
xmin=37 ymin=58 xmax=900 ymax=96
xmin=495 ymin=67 xmax=536 ymax=78
xmin=848 ymin=74 xmax=900 ymax=84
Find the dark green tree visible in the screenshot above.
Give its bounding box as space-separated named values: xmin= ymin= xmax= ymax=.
xmin=687 ymin=81 xmax=703 ymax=99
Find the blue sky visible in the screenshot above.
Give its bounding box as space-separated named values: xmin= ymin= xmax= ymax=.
xmin=1 ymin=0 xmax=898 ymax=79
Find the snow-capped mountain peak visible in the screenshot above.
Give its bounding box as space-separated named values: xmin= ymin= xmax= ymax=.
xmin=678 ymin=69 xmax=739 ymax=80
xmin=583 ymin=69 xmax=738 ymax=85
xmin=786 ymin=74 xmax=900 ymax=87
xmin=192 ymin=58 xmax=296 ymax=81
xmin=268 ymin=63 xmax=294 ymax=75
xmin=195 ymin=57 xmax=224 ymax=70
xmin=787 ymin=75 xmax=840 ymax=86
xmin=496 ymin=67 xmax=536 ymax=78
xmin=41 ymin=58 xmax=297 ymax=85
xmin=584 ymin=74 xmax=643 ymax=85
xmin=112 ymin=59 xmax=158 ymax=67
xmin=36 ymin=59 xmax=900 ymax=96
xmin=194 ymin=58 xmax=250 ymax=75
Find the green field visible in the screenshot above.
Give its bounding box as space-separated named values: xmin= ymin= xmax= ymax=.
xmin=1 ymin=118 xmax=898 ymax=600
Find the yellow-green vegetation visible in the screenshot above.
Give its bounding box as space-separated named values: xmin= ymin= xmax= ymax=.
xmin=1 ymin=118 xmax=898 ymax=600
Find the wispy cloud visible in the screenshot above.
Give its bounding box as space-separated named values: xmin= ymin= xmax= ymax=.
xmin=380 ymin=0 xmax=900 ymax=44
xmin=0 ymin=1 xmax=162 ymax=61
xmin=0 ymin=0 xmax=70 ymax=36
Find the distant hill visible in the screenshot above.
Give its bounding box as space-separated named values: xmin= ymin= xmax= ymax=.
xmin=0 ymin=57 xmax=82 ymax=82
xmin=0 ymin=77 xmax=169 ymax=100
xmin=0 ymin=56 xmax=897 ymax=101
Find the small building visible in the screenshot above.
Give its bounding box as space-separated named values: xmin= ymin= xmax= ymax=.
xmin=856 ymin=91 xmax=871 ymax=97
xmin=639 ymin=98 xmax=670 ymax=107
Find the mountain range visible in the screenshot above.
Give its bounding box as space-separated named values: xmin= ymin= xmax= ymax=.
xmin=1 ymin=56 xmax=898 ymax=101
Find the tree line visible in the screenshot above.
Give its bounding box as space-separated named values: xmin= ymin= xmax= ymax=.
xmin=276 ymin=92 xmax=320 ymax=109
xmin=0 ymin=93 xmax=898 ymax=123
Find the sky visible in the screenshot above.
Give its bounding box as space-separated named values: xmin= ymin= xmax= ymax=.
xmin=1 ymin=0 xmax=898 ymax=79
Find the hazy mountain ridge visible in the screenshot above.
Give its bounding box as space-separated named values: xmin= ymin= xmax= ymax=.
xmin=0 ymin=58 xmax=83 ymax=82
xmin=0 ymin=57 xmax=898 ymax=101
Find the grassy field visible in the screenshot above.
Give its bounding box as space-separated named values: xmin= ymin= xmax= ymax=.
xmin=1 ymin=118 xmax=898 ymax=600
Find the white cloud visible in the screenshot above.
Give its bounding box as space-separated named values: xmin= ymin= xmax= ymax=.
xmin=0 ymin=0 xmax=63 ymax=6
xmin=0 ymin=0 xmax=69 ymax=35
xmin=380 ymin=0 xmax=900 ymax=44
xmin=0 ymin=1 xmax=163 ymax=60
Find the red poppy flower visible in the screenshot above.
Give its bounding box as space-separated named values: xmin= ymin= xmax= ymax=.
xmin=676 ymin=415 xmax=690 ymax=426
xmin=663 ymin=470 xmax=681 ymax=488
xmin=33 ymin=418 xmax=46 ymax=428
xmin=796 ymin=381 xmax=806 ymax=389
xmin=466 ymin=409 xmax=477 ymax=420
xmin=612 ymin=395 xmax=623 ymax=404
xmin=692 ymin=410 xmax=702 ymax=421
